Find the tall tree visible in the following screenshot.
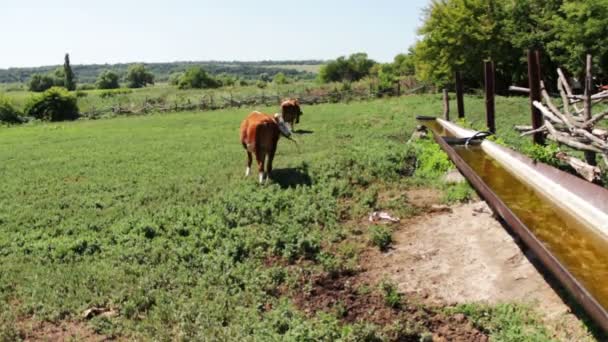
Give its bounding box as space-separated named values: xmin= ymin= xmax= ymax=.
xmin=547 ymin=0 xmax=608 ymax=81
xmin=63 ymin=53 xmax=76 ymax=91
xmin=414 ymin=0 xmax=516 ymax=91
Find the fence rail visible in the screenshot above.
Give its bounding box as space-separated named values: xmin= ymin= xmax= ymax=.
xmin=80 ymin=84 xmax=429 ymax=119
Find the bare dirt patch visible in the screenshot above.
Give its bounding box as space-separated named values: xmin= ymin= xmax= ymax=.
xmin=404 ymin=188 xmax=444 ymax=209
xmin=17 ymin=319 xmax=111 ymax=342
xmin=359 ymin=201 xmax=592 ymax=340
xmin=292 ymin=272 xmax=488 ymax=341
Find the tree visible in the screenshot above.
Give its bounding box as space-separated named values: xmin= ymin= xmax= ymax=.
xmin=318 ymin=53 xmax=376 ymax=83
xmin=126 ymin=64 xmax=154 ymax=88
xmin=52 ymin=68 xmax=65 ymax=87
xmin=28 ymin=74 xmax=55 ymax=92
xmin=414 ymin=0 xmax=516 ymax=90
xmin=168 ymin=72 xmax=183 ymax=86
xmin=393 ymin=51 xmax=416 ymax=76
xmin=177 ymin=67 xmax=220 ymax=89
xmin=273 ymin=72 xmax=288 ymax=84
xmin=96 ymin=70 xmax=120 ymax=89
xmin=64 ymin=53 xmax=76 ymax=90
xmin=546 ymin=0 xmax=608 ymax=81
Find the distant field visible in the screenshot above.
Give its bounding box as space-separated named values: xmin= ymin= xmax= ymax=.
xmin=262 ymin=64 xmax=323 ymax=73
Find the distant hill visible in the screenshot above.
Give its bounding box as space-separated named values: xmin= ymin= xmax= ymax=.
xmin=0 ymin=60 xmax=324 ymax=84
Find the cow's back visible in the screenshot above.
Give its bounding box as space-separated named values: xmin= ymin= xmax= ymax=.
xmin=240 ymin=112 xmax=279 ymax=152
xmin=280 ymin=99 xmax=302 ymax=124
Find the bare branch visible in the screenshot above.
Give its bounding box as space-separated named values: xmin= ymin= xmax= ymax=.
xmin=556 ymin=152 xmax=601 ymax=182
xmin=533 ymin=100 xmax=564 ymax=124
xmin=545 ymin=120 xmax=603 ymax=153
xmin=520 ymin=126 xmax=547 ymax=137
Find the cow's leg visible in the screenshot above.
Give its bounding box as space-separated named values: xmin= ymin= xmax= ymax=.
xmin=242 ymin=143 xmax=252 ymax=176
xmin=267 ymin=144 xmax=277 ymax=182
xmin=245 ymin=151 xmax=252 ymax=176
xmin=255 ymin=150 xmax=266 ymax=184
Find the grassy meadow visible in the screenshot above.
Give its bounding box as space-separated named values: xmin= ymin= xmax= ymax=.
xmin=0 ymin=94 xmax=593 ymax=340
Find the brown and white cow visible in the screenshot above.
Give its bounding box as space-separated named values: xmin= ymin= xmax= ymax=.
xmin=240 ymin=111 xmax=293 ymax=183
xmin=280 ymin=98 xmax=303 ymax=130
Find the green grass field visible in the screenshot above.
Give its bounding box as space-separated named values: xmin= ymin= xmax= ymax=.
xmin=0 ymin=95 xmax=593 ymax=340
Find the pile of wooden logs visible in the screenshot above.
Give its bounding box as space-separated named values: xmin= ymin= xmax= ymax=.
xmin=515 ymin=55 xmax=608 ymax=182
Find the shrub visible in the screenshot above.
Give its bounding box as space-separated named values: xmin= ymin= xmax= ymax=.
xmin=177 ymin=67 xmax=220 ymax=90
xmin=24 ymin=87 xmax=79 ymax=121
xmin=99 ymin=88 xmax=132 ymax=98
xmin=96 ymin=70 xmax=120 ymax=89
xmin=168 ymin=72 xmax=183 ymax=86
xmin=77 ymin=83 xmax=96 ymax=90
xmin=28 ymin=74 xmax=55 ymax=92
xmin=256 ymin=80 xmax=268 ymax=89
xmin=273 ymin=72 xmax=289 ymax=84
xmin=0 ymin=95 xmax=23 ymax=124
xmin=380 ymin=279 xmax=402 ymax=308
xmin=126 ymin=64 xmax=154 ymax=88
xmin=369 ymin=225 xmax=392 ymax=252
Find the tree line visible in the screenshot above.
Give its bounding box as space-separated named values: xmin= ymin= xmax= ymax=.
xmin=0 ymin=60 xmax=318 ymax=85
xmin=317 ymin=1 xmax=608 ymax=94
xmin=411 ymin=0 xmax=608 ymax=93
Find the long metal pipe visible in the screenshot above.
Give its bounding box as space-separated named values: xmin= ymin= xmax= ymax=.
xmin=424 ymin=118 xmax=608 ymax=333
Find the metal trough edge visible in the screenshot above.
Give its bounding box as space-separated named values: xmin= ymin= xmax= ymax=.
xmin=437 ymin=119 xmax=608 ymax=242
xmin=426 ymin=119 xmax=608 ymax=333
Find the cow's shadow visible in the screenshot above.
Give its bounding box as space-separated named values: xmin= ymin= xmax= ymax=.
xmin=271 ymin=164 xmax=312 ymax=188
xmin=294 ymin=129 xmax=314 ymax=135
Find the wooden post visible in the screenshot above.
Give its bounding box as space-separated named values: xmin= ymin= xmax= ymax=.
xmin=455 ymin=71 xmax=465 ymax=118
xmin=396 ymin=81 xmax=401 ymax=96
xmin=443 ymin=89 xmax=450 ymax=121
xmin=484 ymin=60 xmax=496 ymax=134
xmin=584 ymin=54 xmax=597 ymax=165
xmin=527 ymin=50 xmax=544 ymax=145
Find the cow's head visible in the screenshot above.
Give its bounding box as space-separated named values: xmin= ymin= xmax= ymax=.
xmin=274 ymin=113 xmax=293 ymax=137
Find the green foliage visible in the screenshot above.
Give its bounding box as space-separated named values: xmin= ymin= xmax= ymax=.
xmin=448 ymin=303 xmax=553 ymax=341
xmin=98 ymin=88 xmax=133 ymax=98
xmin=414 ymin=0 xmax=608 ymax=89
xmin=0 ymin=99 xmax=419 ymax=339
xmin=369 ymin=225 xmax=392 ymax=252
xmin=0 ymin=95 xmax=22 ymax=124
xmin=547 ymin=0 xmax=608 ymax=78
xmin=319 ymin=53 xmax=376 ymax=83
xmin=28 ymin=73 xmax=55 ymax=92
xmin=412 ymin=138 xmax=453 ymax=180
xmin=443 ymin=182 xmax=474 ymax=204
xmin=273 ymin=72 xmax=288 ymax=85
xmin=522 ymin=142 xmax=561 ymax=167
xmin=380 ymin=279 xmax=402 ymax=308
xmin=24 ymin=86 xmax=79 ymax=121
xmin=96 ymin=70 xmax=120 ymax=89
xmin=126 ymin=64 xmax=154 ymax=88
xmin=64 ymin=53 xmax=76 ymax=91
xmin=168 ymin=72 xmax=183 ymax=86
xmin=177 ymin=67 xmax=220 ymax=90
xmin=414 ymin=0 xmax=517 ymax=90
xmin=52 ymin=67 xmax=66 ymax=87
xmin=77 ymin=83 xmax=96 ymax=90
xmin=0 ymin=61 xmax=320 ymax=84
xmin=256 ymin=80 xmax=268 ymax=89
xmin=217 ymin=73 xmax=237 ymax=87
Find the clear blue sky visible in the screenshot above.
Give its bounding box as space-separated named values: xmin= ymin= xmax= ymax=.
xmin=0 ymin=0 xmax=429 ymax=68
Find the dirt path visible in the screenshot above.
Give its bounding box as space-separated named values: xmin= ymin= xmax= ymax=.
xmin=360 ymin=200 xmax=594 ymax=340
